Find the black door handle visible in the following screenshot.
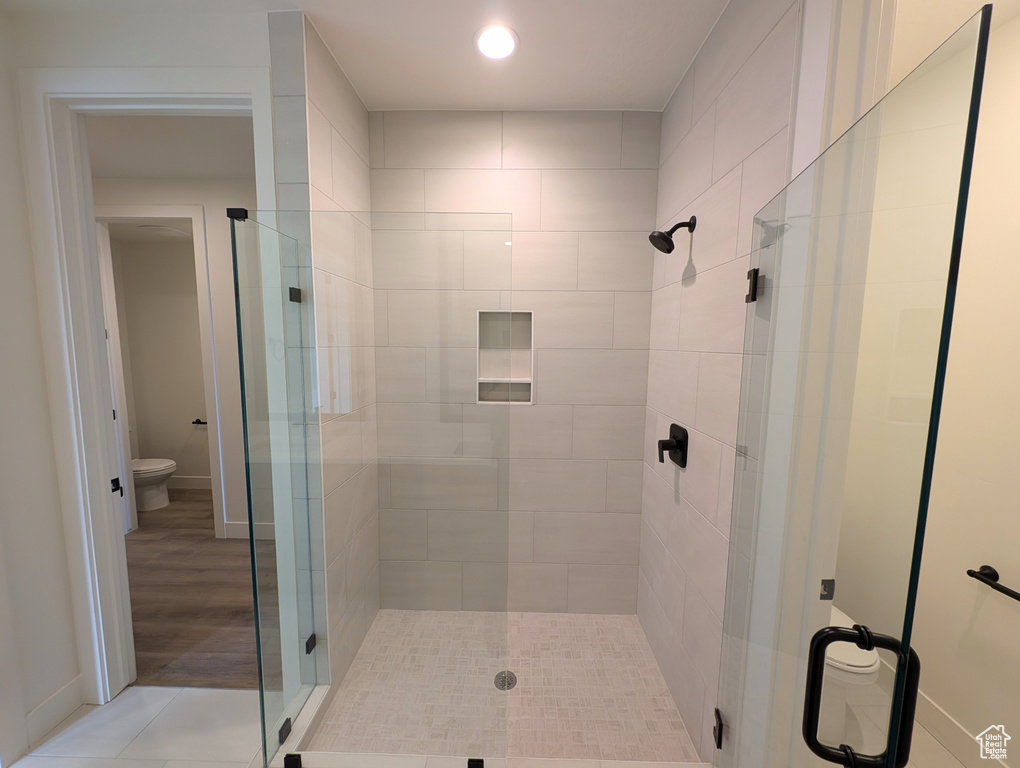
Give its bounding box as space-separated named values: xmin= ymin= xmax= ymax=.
xmin=803 ymin=625 xmax=920 ymax=768
xmin=657 ymin=423 xmax=688 ymax=468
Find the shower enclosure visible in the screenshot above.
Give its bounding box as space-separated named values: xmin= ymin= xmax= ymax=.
xmin=715 ymin=7 xmax=989 ymax=768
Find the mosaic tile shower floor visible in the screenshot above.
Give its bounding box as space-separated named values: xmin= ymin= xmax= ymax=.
xmin=308 ymin=610 xmax=698 ymax=762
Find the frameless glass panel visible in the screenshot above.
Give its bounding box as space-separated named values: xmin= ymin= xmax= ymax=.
xmin=715 ymin=8 xmax=989 ymax=768
xmin=231 ymin=216 xmax=318 ymax=765
xmin=240 ymin=209 xmax=513 ymax=762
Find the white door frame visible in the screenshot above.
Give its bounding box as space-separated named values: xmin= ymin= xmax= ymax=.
xmin=18 ymin=66 xmax=277 ymax=705
xmin=95 ymin=205 xmax=233 ymax=538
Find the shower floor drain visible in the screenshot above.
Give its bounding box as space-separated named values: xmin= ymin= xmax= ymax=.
xmin=494 ymin=670 xmax=517 ymax=691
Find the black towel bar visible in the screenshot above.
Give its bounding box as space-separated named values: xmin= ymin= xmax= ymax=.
xmin=967 ymin=565 xmax=1020 ymax=603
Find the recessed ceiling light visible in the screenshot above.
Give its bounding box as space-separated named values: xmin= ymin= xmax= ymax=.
xmin=476 ymin=24 xmax=518 ymax=59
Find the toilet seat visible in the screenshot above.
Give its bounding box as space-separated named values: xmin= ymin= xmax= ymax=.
xmin=825 ymin=606 xmax=882 ymax=674
xmin=132 ymin=458 xmax=177 ymax=476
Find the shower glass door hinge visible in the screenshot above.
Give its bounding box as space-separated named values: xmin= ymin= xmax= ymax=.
xmin=226 ymin=207 xmax=248 ymax=221
xmin=278 ymin=717 xmax=292 ymax=745
xmin=468 ymin=759 xmax=484 ymax=768
xmin=713 ymin=708 xmax=724 ymax=749
xmin=284 ymin=755 xmax=302 ymax=768
xmin=305 ymin=633 xmax=316 ymax=654
xmin=820 ymin=579 xmax=836 ymax=600
xmin=111 ymin=477 xmax=123 ymax=497
xmin=746 ymin=268 xmax=760 ymax=303
xmin=289 ymin=287 xmax=303 ymax=303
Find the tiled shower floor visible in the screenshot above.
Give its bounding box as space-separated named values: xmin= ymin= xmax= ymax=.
xmin=308 ymin=610 xmax=699 ymax=762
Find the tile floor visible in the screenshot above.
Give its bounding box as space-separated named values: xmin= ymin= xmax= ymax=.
xmin=308 ymin=611 xmax=699 ymax=762
xmin=15 ymin=686 xmax=261 ymax=768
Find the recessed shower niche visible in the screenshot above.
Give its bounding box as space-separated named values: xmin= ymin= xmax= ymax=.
xmin=477 ymin=310 xmax=533 ymax=403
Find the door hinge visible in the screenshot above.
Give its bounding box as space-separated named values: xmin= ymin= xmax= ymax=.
xmin=713 ymin=708 xmax=724 ymax=749
xmin=113 ymin=409 xmax=117 ymax=420
xmin=284 ymin=755 xmax=302 ymax=768
xmin=746 ymin=268 xmax=760 ymax=303
xmin=111 ymin=477 xmax=124 ymax=497
xmin=279 ymin=717 xmax=292 ymax=744
xmin=289 ymin=286 xmax=303 ymax=303
xmin=226 ymin=207 xmax=249 ymax=221
xmin=305 ymin=633 xmax=317 ymax=655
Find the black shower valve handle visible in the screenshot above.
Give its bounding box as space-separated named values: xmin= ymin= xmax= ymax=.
xmin=657 ymin=423 xmax=689 ymax=468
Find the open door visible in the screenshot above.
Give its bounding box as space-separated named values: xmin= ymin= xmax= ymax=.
xmin=714 ymin=7 xmax=990 ymax=768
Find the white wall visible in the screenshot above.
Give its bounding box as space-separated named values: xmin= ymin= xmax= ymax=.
xmin=93 ymin=178 xmax=256 ymax=533
xmin=111 ymin=236 xmax=211 ymax=483
xmin=0 ymin=9 xmax=81 ymax=765
xmin=640 ymin=0 xmax=799 ymax=759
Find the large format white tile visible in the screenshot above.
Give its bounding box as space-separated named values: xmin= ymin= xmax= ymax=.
xmin=737 ymin=127 xmax=789 ymax=256
xmin=464 ymin=230 xmax=512 ymax=290
xmin=370 ymin=169 xmax=425 ymax=212
xmin=510 ymin=232 xmax=578 ymax=290
xmin=305 ymin=22 xmax=370 ymax=163
xmin=31 ymin=688 xmax=181 ymax=758
xmin=324 ymin=463 xmax=378 ymax=562
xmin=533 ymin=512 xmax=640 ymax=565
xmin=541 ymin=170 xmax=658 ymax=231
xmin=695 ymin=353 xmax=741 ymax=444
xmin=509 ymin=405 xmax=573 ymax=459
xmin=386 ymin=290 xmax=501 ymax=348
xmin=508 ymin=563 xmax=568 ymax=611
xmin=372 ymin=230 xmax=464 ymax=290
xmin=16 ymin=758 xmax=164 ymax=768
xmin=345 ymin=513 xmax=380 ymax=602
xmin=509 ymin=459 xmax=607 ymax=512
xmin=515 ymin=291 xmax=615 ymax=349
xmin=273 ymin=95 xmax=309 ymax=185
xmin=577 ymin=232 xmax=654 ymax=291
xmin=606 ymin=460 xmax=643 ymax=512
xmin=677 ymin=257 xmax=749 ymax=354
xmin=657 ymin=106 xmax=714 ymax=226
xmin=690 ymin=0 xmax=794 ymax=120
xmin=118 ymin=689 xmax=260 ymax=763
xmin=648 ymin=282 xmax=683 ymax=350
xmin=571 ymin=406 xmax=645 ymax=460
xmin=308 ymin=102 xmax=333 ymax=196
xmin=426 ymin=169 xmax=542 ymax=230
xmin=379 ymin=561 xmax=462 ymax=610
xmin=302 ymin=755 xmax=426 ymax=768
xmin=646 ymin=351 xmax=699 ymax=425
xmin=502 ymin=111 xmax=623 ymax=169
xmin=375 ymin=347 xmax=426 ymax=403
xmin=425 ymin=347 xmax=476 ymax=404
xmin=379 ymin=509 xmax=427 ymax=561
xmin=383 ymin=111 xmax=502 ymax=168
xmin=664 ymin=167 xmax=742 ymax=285
xmin=712 ymin=5 xmax=798 ymax=181
xmin=377 ymin=403 xmax=464 ymax=458
xmin=567 ymin=564 xmax=638 ymax=613
xmin=535 ymin=350 xmax=649 ymax=406
xmin=614 ymin=292 xmax=653 ymax=349
xmin=427 ymin=510 xmax=509 ymax=562
xmin=659 ymin=70 xmax=694 ymax=166
xmin=389 ymin=457 xmax=499 ymax=510
xmin=622 ymin=111 xmax=662 ymax=169
xmin=681 ymin=585 xmax=724 ymax=693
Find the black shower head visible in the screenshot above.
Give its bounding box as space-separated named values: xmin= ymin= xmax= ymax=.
xmin=649 ymin=216 xmax=697 ymax=254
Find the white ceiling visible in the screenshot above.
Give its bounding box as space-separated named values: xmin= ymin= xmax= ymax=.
xmin=1 ymin=0 xmax=728 ymax=111
xmin=86 ymin=115 xmax=256 ymax=179
xmin=296 ymin=0 xmax=727 ymax=110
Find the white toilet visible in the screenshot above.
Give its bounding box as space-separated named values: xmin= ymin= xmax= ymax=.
xmin=131 ymin=458 xmax=177 ymax=511
xmin=818 ymin=605 xmax=882 ymax=748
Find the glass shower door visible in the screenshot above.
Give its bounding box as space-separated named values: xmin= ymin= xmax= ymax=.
xmin=715 ymin=7 xmax=990 ymax=768
xmin=230 ymin=213 xmax=319 ymax=765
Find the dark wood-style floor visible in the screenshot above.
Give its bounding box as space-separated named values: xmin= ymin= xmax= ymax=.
xmin=125 ymin=489 xmax=259 ymax=689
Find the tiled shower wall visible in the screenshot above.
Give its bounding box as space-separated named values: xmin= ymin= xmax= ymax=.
xmin=638 ymin=0 xmax=799 ymax=758
xmin=369 ymin=111 xmax=661 ymax=614
xmin=304 ymin=20 xmax=381 ymax=684
xmin=269 ymin=12 xmax=381 ymax=685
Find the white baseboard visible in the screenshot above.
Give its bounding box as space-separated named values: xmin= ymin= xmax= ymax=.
xmin=224 ymin=520 xmax=274 ymax=540
xmin=26 ymin=675 xmax=82 ymax=747
xmin=166 ymin=475 xmax=212 ymax=490
xmin=915 ymin=690 xmax=1006 ymax=768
